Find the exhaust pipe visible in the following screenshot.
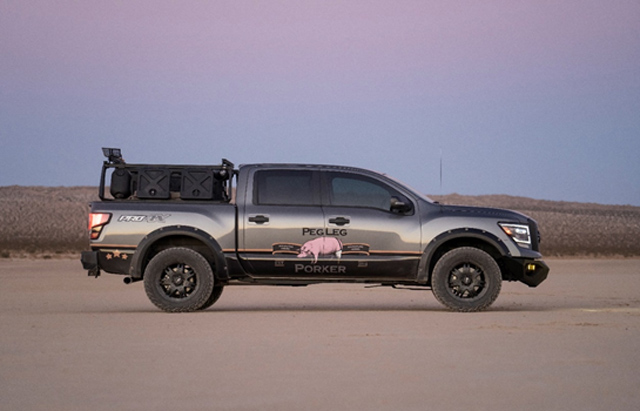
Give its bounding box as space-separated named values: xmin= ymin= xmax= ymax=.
xmin=123 ymin=276 xmax=142 ymax=285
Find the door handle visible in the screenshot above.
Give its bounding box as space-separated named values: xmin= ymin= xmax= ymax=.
xmin=328 ymin=217 xmax=350 ymax=226
xmin=248 ymin=215 xmax=269 ymax=224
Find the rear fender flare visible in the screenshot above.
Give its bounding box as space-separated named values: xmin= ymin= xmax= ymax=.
xmin=129 ymin=226 xmax=227 ymax=280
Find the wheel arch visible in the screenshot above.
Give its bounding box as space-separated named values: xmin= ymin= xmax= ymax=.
xmin=418 ymin=228 xmax=509 ymax=284
xmin=129 ymin=226 xmax=228 ymax=281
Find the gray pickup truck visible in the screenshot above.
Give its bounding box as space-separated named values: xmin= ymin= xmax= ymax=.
xmin=81 ymin=148 xmax=549 ymax=312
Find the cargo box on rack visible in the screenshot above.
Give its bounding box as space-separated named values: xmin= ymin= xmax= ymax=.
xmin=98 ymin=148 xmax=234 ymax=202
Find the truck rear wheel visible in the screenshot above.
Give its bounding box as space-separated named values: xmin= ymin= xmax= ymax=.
xmin=143 ymin=247 xmax=215 ymax=312
xmin=431 ymin=247 xmax=501 ymax=312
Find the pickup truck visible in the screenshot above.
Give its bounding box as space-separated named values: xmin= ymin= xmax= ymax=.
xmin=81 ymin=148 xmax=549 ymax=312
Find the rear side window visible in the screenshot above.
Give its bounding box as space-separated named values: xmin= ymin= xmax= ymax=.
xmin=254 ymin=170 xmax=318 ymax=206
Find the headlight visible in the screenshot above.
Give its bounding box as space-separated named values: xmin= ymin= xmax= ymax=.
xmin=499 ymin=223 xmax=531 ymax=248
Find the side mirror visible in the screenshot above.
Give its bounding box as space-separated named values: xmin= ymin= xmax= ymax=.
xmin=390 ymin=197 xmax=412 ymax=214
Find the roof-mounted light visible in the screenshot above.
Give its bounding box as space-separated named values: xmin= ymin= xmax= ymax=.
xmin=102 ymin=147 xmax=124 ymax=164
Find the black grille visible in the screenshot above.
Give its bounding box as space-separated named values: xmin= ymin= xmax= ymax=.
xmin=528 ymin=219 xmax=540 ymax=251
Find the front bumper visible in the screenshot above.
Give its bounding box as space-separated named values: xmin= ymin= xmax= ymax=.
xmin=500 ymin=256 xmax=549 ymax=287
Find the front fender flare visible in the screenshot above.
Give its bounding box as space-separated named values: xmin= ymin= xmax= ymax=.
xmin=417 ymin=228 xmax=510 ymax=283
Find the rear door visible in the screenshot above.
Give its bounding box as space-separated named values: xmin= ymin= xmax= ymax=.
xmin=238 ymin=168 xmax=326 ymax=277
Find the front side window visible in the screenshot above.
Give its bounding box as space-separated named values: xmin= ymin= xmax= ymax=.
xmin=328 ymin=173 xmax=398 ymax=211
xmin=254 ymin=170 xmax=318 ymax=206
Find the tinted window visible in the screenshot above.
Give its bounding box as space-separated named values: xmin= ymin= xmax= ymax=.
xmin=255 ymin=170 xmax=317 ymax=205
xmin=329 ymin=174 xmax=395 ymax=210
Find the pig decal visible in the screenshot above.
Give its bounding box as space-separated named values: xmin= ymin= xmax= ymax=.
xmin=297 ymin=237 xmax=343 ymax=263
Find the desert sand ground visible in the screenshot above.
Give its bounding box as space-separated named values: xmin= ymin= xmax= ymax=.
xmin=1 ymin=258 xmax=639 ymax=411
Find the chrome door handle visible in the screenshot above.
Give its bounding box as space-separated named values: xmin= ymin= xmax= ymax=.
xmin=248 ymin=215 xmax=269 ymax=224
xmin=328 ymin=217 xmax=350 ymax=226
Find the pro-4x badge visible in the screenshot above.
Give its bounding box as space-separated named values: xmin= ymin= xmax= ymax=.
xmin=118 ymin=214 xmax=170 ymax=223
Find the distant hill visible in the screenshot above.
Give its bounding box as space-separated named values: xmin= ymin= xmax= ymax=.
xmin=1 ymin=186 xmax=638 ymax=258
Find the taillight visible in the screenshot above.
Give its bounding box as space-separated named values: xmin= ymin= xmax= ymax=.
xmin=89 ymin=213 xmax=111 ymax=240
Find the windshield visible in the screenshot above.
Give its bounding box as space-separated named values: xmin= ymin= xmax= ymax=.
xmin=379 ymin=173 xmax=436 ymax=204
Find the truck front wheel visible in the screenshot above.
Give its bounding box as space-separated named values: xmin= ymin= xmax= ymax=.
xmin=431 ymin=247 xmax=501 ymax=312
xmin=143 ymin=247 xmax=215 ymax=312
xmin=198 ymin=285 xmax=224 ymax=310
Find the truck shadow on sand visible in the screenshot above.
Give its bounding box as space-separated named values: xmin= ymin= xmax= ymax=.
xmin=74 ymin=297 xmax=640 ymax=314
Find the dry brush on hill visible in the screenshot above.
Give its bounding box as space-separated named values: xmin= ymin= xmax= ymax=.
xmin=1 ymin=186 xmax=638 ymax=258
xmin=0 ymin=186 xmax=96 ymax=257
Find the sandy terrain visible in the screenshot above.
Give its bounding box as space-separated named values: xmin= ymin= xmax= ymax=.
xmin=1 ymin=258 xmax=639 ymax=410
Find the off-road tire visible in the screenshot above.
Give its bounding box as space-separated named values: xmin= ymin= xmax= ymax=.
xmin=431 ymin=247 xmax=502 ymax=312
xmin=198 ymin=285 xmax=224 ymax=310
xmin=143 ymin=247 xmax=215 ymax=312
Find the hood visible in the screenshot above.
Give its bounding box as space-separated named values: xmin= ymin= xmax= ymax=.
xmin=438 ymin=204 xmax=530 ymax=224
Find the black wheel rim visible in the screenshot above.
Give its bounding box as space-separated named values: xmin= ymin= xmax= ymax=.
xmin=448 ymin=263 xmax=486 ymax=299
xmin=159 ymin=263 xmax=197 ymax=299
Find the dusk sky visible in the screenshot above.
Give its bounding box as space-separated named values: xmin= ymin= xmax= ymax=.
xmin=2 ymin=1 xmax=639 ymax=205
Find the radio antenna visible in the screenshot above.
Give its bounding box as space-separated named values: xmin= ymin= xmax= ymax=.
xmin=439 ymin=149 xmax=443 ymax=194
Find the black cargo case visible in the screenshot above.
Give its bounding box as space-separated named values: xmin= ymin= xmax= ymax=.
xmin=98 ymin=149 xmax=234 ymax=202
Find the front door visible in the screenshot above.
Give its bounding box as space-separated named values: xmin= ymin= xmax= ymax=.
xmin=320 ymin=171 xmax=423 ymax=280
